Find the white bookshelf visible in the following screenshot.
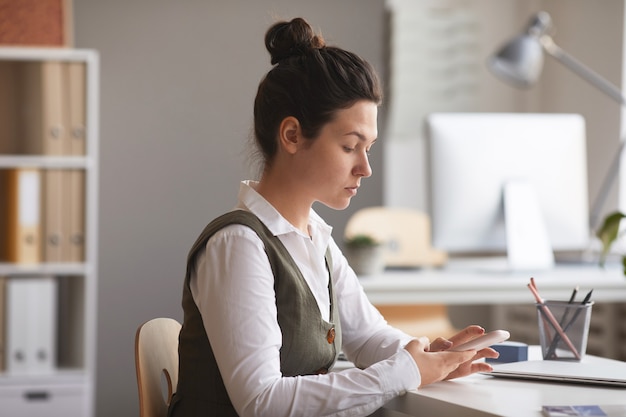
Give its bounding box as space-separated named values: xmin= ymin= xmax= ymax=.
xmin=0 ymin=47 xmax=98 ymax=417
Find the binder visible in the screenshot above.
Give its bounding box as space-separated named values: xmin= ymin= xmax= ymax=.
xmin=0 ymin=168 xmax=42 ymax=263
xmin=0 ymin=276 xmax=6 ymax=372
xmin=42 ymin=169 xmax=65 ymax=262
xmin=0 ymin=61 xmax=18 ymax=154
xmin=64 ymin=169 xmax=85 ymax=262
xmin=5 ymin=276 xmax=58 ymax=374
xmin=66 ymin=61 xmax=87 ymax=155
xmin=19 ymin=61 xmax=67 ymax=155
xmin=43 ymin=169 xmax=85 ymax=263
xmin=57 ymin=276 xmax=85 ymax=367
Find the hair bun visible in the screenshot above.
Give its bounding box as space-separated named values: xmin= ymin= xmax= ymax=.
xmin=265 ymin=17 xmax=326 ymax=65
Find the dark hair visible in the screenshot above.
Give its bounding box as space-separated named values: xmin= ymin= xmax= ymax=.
xmin=253 ymin=17 xmax=382 ymax=167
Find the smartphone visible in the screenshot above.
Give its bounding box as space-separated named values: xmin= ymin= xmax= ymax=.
xmin=449 ymin=330 xmax=510 ymax=352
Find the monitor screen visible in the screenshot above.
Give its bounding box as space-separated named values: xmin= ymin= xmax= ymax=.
xmin=426 ymin=113 xmax=589 ymax=263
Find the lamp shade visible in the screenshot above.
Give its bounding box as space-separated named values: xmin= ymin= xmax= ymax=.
xmin=487 ymin=11 xmax=553 ymax=88
xmin=488 ymin=35 xmax=544 ymax=88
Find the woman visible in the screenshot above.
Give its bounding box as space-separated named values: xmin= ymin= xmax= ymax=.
xmin=169 ymin=17 xmax=497 ymax=417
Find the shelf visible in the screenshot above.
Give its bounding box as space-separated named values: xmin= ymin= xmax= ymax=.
xmin=0 ymin=370 xmax=86 ymax=386
xmin=0 ymin=47 xmax=98 ymax=416
xmin=0 ymin=156 xmax=91 ymax=169
xmin=0 ymin=263 xmax=89 ymax=276
xmin=0 ymin=47 xmax=97 ymax=63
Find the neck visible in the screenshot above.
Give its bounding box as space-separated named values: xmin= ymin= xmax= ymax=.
xmin=255 ymin=173 xmax=312 ymax=235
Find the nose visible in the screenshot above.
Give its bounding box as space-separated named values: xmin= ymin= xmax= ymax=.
xmin=354 ymin=151 xmax=372 ymax=178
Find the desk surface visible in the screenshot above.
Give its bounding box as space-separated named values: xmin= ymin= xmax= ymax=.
xmin=359 ymin=258 xmax=626 ymax=305
xmin=376 ymin=347 xmax=626 ymax=417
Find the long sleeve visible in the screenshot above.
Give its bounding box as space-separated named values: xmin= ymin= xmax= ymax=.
xmin=326 ymin=237 xmax=417 ymax=368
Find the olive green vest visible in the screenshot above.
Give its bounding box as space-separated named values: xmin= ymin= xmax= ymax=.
xmin=168 ymin=210 xmax=341 ymax=417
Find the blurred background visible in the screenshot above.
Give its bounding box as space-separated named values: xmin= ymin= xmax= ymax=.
xmin=5 ymin=0 xmax=621 ymax=415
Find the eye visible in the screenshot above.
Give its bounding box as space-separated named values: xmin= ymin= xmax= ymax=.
xmin=343 ymin=146 xmax=355 ymax=152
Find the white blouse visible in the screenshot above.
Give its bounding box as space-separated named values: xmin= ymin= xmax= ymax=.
xmin=190 ymin=181 xmax=420 ymax=417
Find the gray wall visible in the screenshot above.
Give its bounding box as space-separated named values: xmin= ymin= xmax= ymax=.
xmin=73 ymin=1 xmax=386 ymax=416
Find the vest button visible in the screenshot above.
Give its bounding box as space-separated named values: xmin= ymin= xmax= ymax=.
xmin=326 ymin=327 xmax=335 ymax=344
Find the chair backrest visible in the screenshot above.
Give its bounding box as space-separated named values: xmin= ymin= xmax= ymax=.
xmin=345 ymin=206 xmax=447 ymax=268
xmin=135 ymin=317 xmax=181 ymax=417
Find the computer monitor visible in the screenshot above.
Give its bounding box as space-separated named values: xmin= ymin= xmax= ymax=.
xmin=426 ymin=113 xmax=590 ymax=270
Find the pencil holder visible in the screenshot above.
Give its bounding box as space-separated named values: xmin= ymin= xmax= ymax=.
xmin=536 ymin=300 xmax=593 ymax=361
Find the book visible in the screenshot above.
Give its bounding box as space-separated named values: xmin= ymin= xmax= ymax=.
xmin=542 ymin=405 xmax=626 ymax=416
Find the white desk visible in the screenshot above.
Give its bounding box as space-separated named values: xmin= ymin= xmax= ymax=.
xmin=373 ymin=347 xmax=626 ymax=417
xmin=359 ymin=258 xmax=626 ymax=305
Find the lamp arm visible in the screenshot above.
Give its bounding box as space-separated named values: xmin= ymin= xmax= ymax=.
xmin=541 ymin=36 xmax=626 ymax=230
xmin=541 ymin=36 xmax=626 ymax=105
xmin=589 ymin=139 xmax=626 ymax=230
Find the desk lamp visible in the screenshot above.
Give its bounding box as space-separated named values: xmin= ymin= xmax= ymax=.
xmin=487 ymin=11 xmax=626 ymax=230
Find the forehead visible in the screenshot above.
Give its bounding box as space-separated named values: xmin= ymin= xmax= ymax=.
xmin=327 ymin=101 xmax=378 ymax=137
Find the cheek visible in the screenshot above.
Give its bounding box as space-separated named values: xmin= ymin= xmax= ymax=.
xmin=298 ymin=145 xmax=351 ymax=185
xmin=318 ymin=154 xmax=349 ymax=180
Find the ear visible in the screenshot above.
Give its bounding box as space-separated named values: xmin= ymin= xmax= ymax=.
xmin=278 ymin=116 xmax=302 ymax=155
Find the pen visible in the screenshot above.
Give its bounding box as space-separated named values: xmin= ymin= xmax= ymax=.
xmin=527 ymin=282 xmax=581 ymax=360
xmin=562 ymin=289 xmax=593 ymax=332
xmin=568 ymin=286 xmax=579 ymax=304
xmin=559 ymin=285 xmax=579 ymax=327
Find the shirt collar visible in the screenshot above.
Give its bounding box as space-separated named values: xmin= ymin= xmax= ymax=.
xmin=236 ymin=180 xmax=333 ymax=246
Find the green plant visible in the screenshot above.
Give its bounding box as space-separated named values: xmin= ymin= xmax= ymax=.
xmin=596 ymin=210 xmax=626 ymax=273
xmin=344 ymin=234 xmax=381 ymax=248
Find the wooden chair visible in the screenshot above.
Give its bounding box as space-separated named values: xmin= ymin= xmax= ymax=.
xmin=135 ymin=317 xmax=181 ymax=417
xmin=345 ymin=207 xmax=457 ymax=339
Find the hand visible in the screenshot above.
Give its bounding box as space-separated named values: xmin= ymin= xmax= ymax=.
xmin=404 ymin=326 xmax=500 ymax=387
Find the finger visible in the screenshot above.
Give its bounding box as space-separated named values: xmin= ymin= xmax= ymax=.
xmin=448 ymin=349 xmax=477 ymax=364
xmin=417 ymin=336 xmax=430 ymax=351
xmin=429 ymin=337 xmax=453 ymax=352
xmin=461 ymin=347 xmax=500 ymax=363
xmin=474 ymin=347 xmax=500 ymax=361
xmin=447 ymin=325 xmax=485 ymax=345
xmin=471 ymin=362 xmax=494 ymax=373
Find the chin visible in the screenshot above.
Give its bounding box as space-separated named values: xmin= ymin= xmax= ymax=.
xmin=324 ymin=198 xmax=352 ymax=211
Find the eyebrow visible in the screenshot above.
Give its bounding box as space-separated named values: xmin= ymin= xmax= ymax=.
xmin=344 ymin=131 xmax=377 ymax=143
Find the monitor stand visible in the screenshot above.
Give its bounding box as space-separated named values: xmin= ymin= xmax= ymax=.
xmin=503 ymin=180 xmax=555 ymax=271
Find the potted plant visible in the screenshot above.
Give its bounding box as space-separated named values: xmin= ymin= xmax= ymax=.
xmin=596 ymin=211 xmax=626 ymax=274
xmin=344 ymin=234 xmax=385 ymax=276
